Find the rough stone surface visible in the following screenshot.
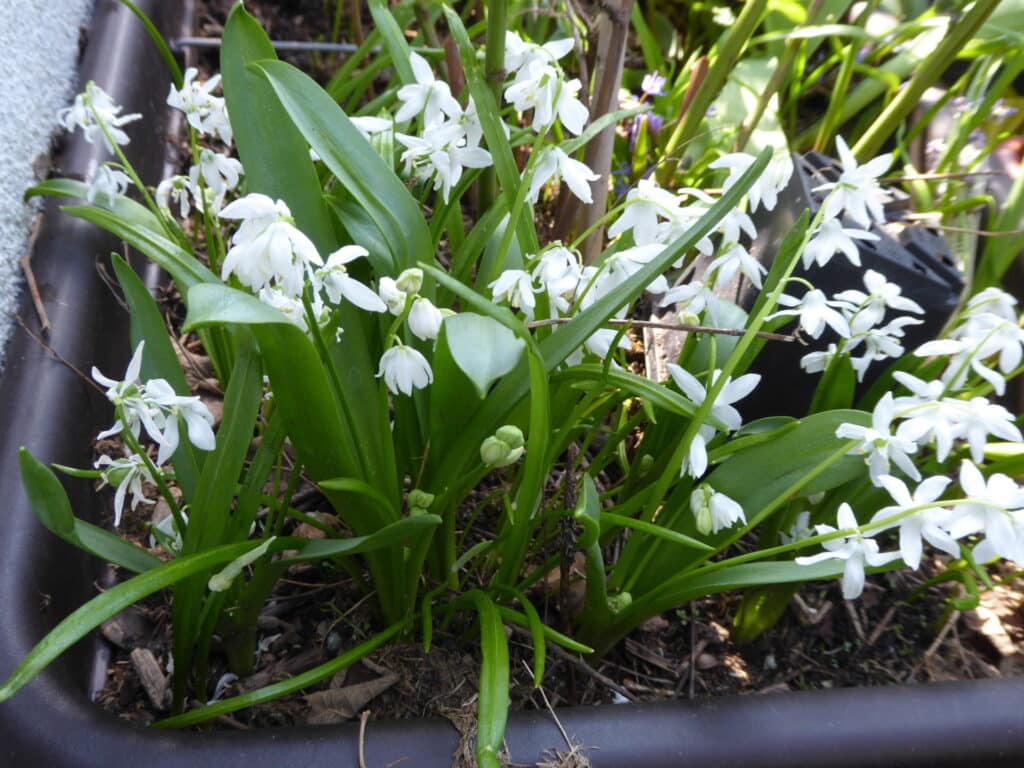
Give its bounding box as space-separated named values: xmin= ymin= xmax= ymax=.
xmin=0 ymin=1 xmax=95 ymax=371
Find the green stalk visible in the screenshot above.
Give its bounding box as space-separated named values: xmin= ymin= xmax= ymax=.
xmin=479 ymin=0 xmax=507 ymax=213
xmin=736 ymin=0 xmax=827 ymax=151
xmin=852 ymin=0 xmax=1000 ymax=160
xmin=658 ymin=0 xmax=768 ymax=182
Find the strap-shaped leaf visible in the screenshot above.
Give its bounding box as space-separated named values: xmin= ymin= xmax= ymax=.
xmin=0 ymin=539 xmax=265 ymax=703
xmin=221 ymin=3 xmax=336 ymax=251
xmin=470 ymin=591 xmax=510 ymax=768
xmin=18 ymin=448 xmax=161 ymax=574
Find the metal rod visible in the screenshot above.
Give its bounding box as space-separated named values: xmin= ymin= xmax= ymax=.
xmin=172 ymin=36 xmax=366 ymax=54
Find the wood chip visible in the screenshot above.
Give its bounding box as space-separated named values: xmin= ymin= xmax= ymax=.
xmin=129 ymin=648 xmax=169 ymax=711
xmin=101 ymin=607 xmax=152 ymax=650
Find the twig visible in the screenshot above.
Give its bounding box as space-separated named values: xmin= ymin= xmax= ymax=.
xmin=525 ymin=316 xmax=800 ymax=343
xmin=358 ymin=710 xmax=370 ymax=768
xmin=509 ymin=625 xmax=639 ymax=703
xmin=866 ymin=605 xmax=897 ymax=647
xmin=20 ymin=216 xmax=50 ymax=333
xmin=523 ymin=661 xmax=573 ymax=749
xmin=10 ymin=313 xmax=104 ymax=394
xmin=689 ymin=602 xmax=697 ymax=700
xmin=843 ymin=599 xmax=866 ymax=643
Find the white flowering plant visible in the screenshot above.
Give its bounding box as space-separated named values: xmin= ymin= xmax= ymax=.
xmin=5 ymin=1 xmax=1024 ymax=763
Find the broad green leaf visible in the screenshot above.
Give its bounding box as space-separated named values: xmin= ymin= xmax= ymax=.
xmin=221 ymin=3 xmax=336 ymax=251
xmin=0 ymin=539 xmax=264 ymax=702
xmin=111 ymin=254 xmax=201 ymax=499
xmin=18 ymin=449 xmax=161 ymax=574
xmin=252 ymin=59 xmax=433 ymax=275
xmin=732 ymin=584 xmax=799 ymax=643
xmin=444 ymin=313 xmax=526 ymax=398
xmin=183 ymin=283 xmax=357 ymax=487
xmin=319 ymin=477 xmax=398 ymax=521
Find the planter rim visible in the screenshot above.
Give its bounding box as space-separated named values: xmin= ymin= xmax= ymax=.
xmin=1 ymin=2 xmax=1023 ymax=766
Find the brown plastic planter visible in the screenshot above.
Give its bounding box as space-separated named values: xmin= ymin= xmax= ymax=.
xmin=2 ymin=2 xmax=1024 ymax=766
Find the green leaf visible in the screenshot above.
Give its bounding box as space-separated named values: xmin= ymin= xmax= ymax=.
xmin=26 ymin=179 xmax=164 ymax=234
xmin=183 ymin=283 xmax=358 ymax=487
xmin=18 ymin=449 xmax=161 ymax=574
xmin=221 ymin=3 xmax=336 ymax=251
xmin=367 ymin=0 xmax=414 ymax=83
xmin=278 ymin=514 xmax=441 ymax=564
xmin=470 ymin=591 xmax=510 ymax=768
xmin=732 ymin=584 xmax=799 ymax=643
xmin=0 ymin=539 xmax=264 ymax=702
xmin=251 ymin=59 xmax=433 ymax=275
xmin=62 ymin=206 xmax=215 ymax=293
xmin=111 ymin=254 xmax=201 ymax=499
xmin=444 ymin=313 xmax=526 ymax=398
xmin=552 ymin=364 xmax=710 ymax=424
xmin=318 ymin=477 xmax=398 ymax=521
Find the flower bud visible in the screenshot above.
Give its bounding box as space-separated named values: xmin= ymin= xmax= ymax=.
xmin=691 ymin=485 xmax=714 ymax=536
xmin=495 ymin=425 xmax=525 ymax=450
xmin=408 ymin=297 xmax=444 ymax=341
xmin=396 ymin=267 xmax=423 ymax=295
xmin=480 ymin=425 xmax=526 ymax=468
xmin=408 ymin=489 xmax=435 ymax=515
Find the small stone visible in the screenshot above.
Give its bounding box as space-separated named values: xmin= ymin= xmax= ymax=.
xmin=130 ymin=648 xmax=170 ymax=711
xmin=696 ymin=653 xmax=719 ymax=670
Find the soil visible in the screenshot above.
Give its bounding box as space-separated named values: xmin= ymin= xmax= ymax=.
xmin=86 ymin=0 xmax=1024 ymax=758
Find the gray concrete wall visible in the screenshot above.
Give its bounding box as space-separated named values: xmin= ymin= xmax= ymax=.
xmin=0 ymin=1 xmax=96 ymax=371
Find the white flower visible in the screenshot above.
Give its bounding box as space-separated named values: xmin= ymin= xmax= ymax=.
xmin=710 ymin=151 xmax=793 ymax=213
xmin=350 ymin=115 xmax=393 ymax=141
xmin=659 ymin=280 xmax=720 ymax=324
xmin=189 ymin=148 xmax=243 ymax=198
xmin=396 ymin=119 xmax=492 ymax=203
xmin=532 ymin=246 xmax=582 ymax=312
xmin=551 ymin=78 xmax=588 ymax=136
xmin=834 ymin=269 xmax=924 ymax=328
xmin=395 ymin=52 xmax=462 ymax=126
xmin=86 ymin=165 xmax=130 ymax=209
xmin=607 ymin=178 xmax=685 ymax=246
xmin=953 ymin=397 xmax=1023 ymax=463
xmin=690 ymin=485 xmax=746 ymax=535
xmin=257 ymin=285 xmax=310 ymax=331
xmin=706 ymin=241 xmax=766 ymax=290
xmin=814 ymin=135 xmax=892 ymax=228
xmin=218 ymin=194 xmax=322 ymax=297
xmin=917 ymin=311 xmax=1024 ymax=396
xmin=949 ymin=461 xmax=1024 ymax=565
xmin=378 ymin=277 xmax=407 ymax=315
xmin=583 ymin=328 xmax=631 ymax=362
xmin=846 ymin=316 xmax=922 ymax=381
xmin=59 ymin=81 xmax=142 ymax=152
xmin=668 ymin=365 xmax=760 ymax=477
xmin=769 ymin=289 xmax=850 ymax=339
xmin=800 ymin=344 xmax=839 ymax=375
xmin=408 ymin=297 xmax=445 ymax=341
xmin=92 ymin=342 xmax=161 ymax=442
xmin=167 ymin=67 xmax=232 ymax=143
xmin=795 ymin=503 xmax=901 ymax=600
xmin=528 ymin=147 xmax=600 ymax=204
xmin=313 ymin=246 xmax=387 ymax=312
xmin=604 ymin=244 xmax=669 ymax=295
xmin=504 ymin=32 xmax=573 ymax=74
xmin=801 ymin=218 xmax=879 ymax=269
xmin=144 ymin=379 xmax=217 ymax=465
xmin=378 ymin=344 xmax=433 ymax=395
xmin=94 ymin=453 xmax=155 ymax=526
xmin=835 ymin=392 xmax=920 ymax=485
xmin=156 ymin=175 xmax=195 ymax=219
xmin=871 ymin=475 xmax=956 ymax=569
xmin=489 ymin=269 xmax=537 ymax=315
xmin=395 ymin=267 xmax=423 ymax=295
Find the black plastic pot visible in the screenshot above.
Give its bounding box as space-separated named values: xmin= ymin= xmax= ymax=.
xmin=2 ymin=2 xmax=1024 ymax=766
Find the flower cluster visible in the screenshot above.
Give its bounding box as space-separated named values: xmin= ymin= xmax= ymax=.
xmin=58 ymin=81 xmax=142 ymax=152
xmin=504 ymin=32 xmax=588 ymax=136
xmin=167 ymin=67 xmax=232 ymax=145
xmin=395 ymin=53 xmax=492 ymax=203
